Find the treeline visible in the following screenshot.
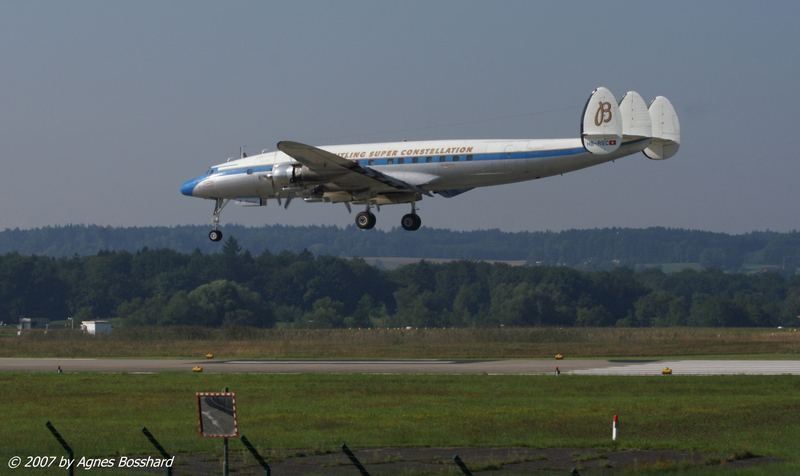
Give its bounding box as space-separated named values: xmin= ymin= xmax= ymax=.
xmin=2 ymin=240 xmax=798 ymax=328
xmin=1 ymin=225 xmax=800 ymax=272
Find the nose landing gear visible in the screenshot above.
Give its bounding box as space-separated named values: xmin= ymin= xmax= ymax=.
xmin=209 ymin=198 xmax=229 ymax=242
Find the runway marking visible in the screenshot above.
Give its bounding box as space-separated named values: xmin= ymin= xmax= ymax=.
xmin=572 ymin=360 xmax=800 ymax=376
xmin=222 ymin=360 xmax=457 ymax=365
xmin=2 ymin=358 xmax=102 ymax=361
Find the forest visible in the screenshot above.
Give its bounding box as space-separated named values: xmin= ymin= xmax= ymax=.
xmin=1 ymin=224 xmax=799 ymax=272
xmin=2 ymin=237 xmax=798 ymax=329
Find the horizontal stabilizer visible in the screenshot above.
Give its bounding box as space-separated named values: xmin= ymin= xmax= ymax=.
xmin=643 ymin=96 xmax=681 ymax=160
xmin=619 ymin=91 xmax=652 ymax=139
xmin=581 ymin=86 xmax=622 ymax=154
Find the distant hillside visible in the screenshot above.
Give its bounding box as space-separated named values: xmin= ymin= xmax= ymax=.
xmin=1 ymin=225 xmax=800 ymax=272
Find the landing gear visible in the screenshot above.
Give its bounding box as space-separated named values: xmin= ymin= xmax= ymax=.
xmin=355 ymin=210 xmax=377 ymax=230
xmin=401 ymin=203 xmax=422 ymax=231
xmin=209 ymin=198 xmax=229 ymax=242
xmin=401 ymin=213 xmax=421 ymax=231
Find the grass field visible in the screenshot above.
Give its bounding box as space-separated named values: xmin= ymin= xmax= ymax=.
xmin=1 ymin=373 xmax=798 ymax=474
xmin=2 ymin=326 xmax=799 ymax=359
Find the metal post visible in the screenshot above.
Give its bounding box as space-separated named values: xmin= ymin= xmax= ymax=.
xmin=223 ymin=437 xmax=229 ymax=476
xmin=453 ymin=454 xmax=473 ymax=476
xmin=223 ymin=387 xmax=229 ymax=476
xmin=241 ymin=435 xmax=270 ymax=476
xmin=45 ymin=421 xmax=74 ymax=476
xmin=341 ymin=443 xmax=370 ymax=476
xmin=141 ymin=427 xmax=173 ymax=476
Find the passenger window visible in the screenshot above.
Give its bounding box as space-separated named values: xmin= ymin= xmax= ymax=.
xmin=453 ymin=155 xmax=460 ymax=161
xmin=466 ymin=154 xmax=473 ymax=161
xmin=438 ymin=156 xmax=444 ymax=162
xmin=246 ymin=168 xmax=253 ymax=175
xmin=425 ymin=156 xmax=432 ymax=163
xmin=398 ymin=157 xmax=405 ymax=164
xmin=387 ymin=158 xmax=394 ymax=165
xmin=412 ymin=157 xmax=418 ymax=163
xmin=368 ymin=159 xmax=374 ymax=166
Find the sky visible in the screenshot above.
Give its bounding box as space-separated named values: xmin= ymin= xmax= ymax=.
xmin=1 ymin=1 xmax=798 ymax=233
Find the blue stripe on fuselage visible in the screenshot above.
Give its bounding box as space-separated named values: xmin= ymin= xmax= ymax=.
xmin=349 ymin=139 xmax=648 ymax=167
xmin=216 ymin=164 xmax=274 ymax=176
xmin=353 ymin=146 xmax=587 ymax=167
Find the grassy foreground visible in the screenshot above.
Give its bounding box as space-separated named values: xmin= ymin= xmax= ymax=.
xmin=2 ymin=326 xmax=799 ymax=359
xmin=1 ymin=373 xmax=798 ymax=474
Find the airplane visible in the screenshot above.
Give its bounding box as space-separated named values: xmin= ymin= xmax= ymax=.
xmin=180 ymin=87 xmax=680 ymax=242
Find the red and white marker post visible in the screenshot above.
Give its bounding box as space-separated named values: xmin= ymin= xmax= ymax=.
xmin=612 ymin=414 xmax=619 ymax=441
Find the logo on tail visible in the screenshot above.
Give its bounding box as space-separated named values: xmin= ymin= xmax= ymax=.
xmin=594 ymin=102 xmax=613 ymax=126
xmin=582 ymin=86 xmax=622 ymax=155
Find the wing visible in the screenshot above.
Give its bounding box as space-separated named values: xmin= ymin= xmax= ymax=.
xmin=277 ymin=141 xmax=432 ymax=196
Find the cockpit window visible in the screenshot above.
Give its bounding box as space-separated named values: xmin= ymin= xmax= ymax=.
xmin=206 ymin=168 xmax=216 ymax=175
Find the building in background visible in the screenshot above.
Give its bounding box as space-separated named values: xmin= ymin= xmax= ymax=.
xmin=17 ymin=317 xmax=49 ymax=335
xmin=80 ymin=320 xmax=112 ymax=335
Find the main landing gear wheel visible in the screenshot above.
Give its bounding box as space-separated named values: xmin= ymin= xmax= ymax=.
xmin=356 ymin=211 xmax=377 ymax=230
xmin=209 ymin=230 xmax=223 ymax=242
xmin=401 ymin=213 xmax=421 ymax=231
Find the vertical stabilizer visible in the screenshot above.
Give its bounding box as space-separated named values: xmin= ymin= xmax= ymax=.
xmin=581 ymin=87 xmax=622 ymax=154
xmin=619 ymin=91 xmax=652 ymax=139
xmin=643 ymin=96 xmax=680 ymax=160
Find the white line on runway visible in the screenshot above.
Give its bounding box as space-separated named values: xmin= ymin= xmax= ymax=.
xmin=222 ymin=360 xmax=457 ymax=365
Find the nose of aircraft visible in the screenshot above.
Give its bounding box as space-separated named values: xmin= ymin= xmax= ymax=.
xmin=180 ymin=177 xmax=200 ymax=196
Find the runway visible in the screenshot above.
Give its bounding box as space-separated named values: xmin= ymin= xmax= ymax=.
xmin=2 ymin=358 xmax=800 ymax=375
xmin=0 ymin=358 xmax=599 ymax=374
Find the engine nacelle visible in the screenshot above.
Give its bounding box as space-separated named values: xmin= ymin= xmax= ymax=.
xmin=270 ymin=163 xmax=302 ymax=188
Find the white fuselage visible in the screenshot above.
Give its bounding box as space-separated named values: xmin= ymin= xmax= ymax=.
xmin=181 ymin=137 xmax=650 ymax=203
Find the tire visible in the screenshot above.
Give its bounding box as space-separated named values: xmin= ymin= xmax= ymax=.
xmin=401 ymin=213 xmax=421 ymax=231
xmin=209 ymin=230 xmax=223 ymax=242
xmin=356 ymin=212 xmax=376 ymax=230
